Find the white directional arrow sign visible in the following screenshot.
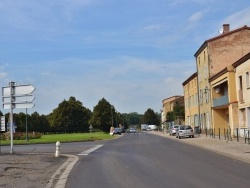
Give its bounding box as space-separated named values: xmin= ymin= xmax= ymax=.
xmin=2 ymin=85 xmax=35 ymax=96
xmin=3 ymin=102 xmax=35 ymax=109
xmin=2 ymin=95 xmax=35 ymax=103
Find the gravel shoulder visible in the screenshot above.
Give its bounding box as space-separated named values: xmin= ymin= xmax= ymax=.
xmin=0 ymin=153 xmax=67 ymax=188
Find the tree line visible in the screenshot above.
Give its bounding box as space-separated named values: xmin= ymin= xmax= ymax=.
xmin=0 ymin=96 xmax=161 ymax=133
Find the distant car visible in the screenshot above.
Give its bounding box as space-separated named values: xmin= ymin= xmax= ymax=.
xmin=176 ymin=125 xmax=194 ymax=139
xmin=113 ymin=128 xmax=121 ymax=135
xmin=148 ymin=125 xmax=157 ymax=130
xmin=129 ymin=128 xmax=136 ymax=133
xmin=120 ymin=128 xmax=126 ymax=133
xmin=170 ymin=125 xmax=180 ymax=136
xmin=146 ymin=127 xmax=152 ymax=131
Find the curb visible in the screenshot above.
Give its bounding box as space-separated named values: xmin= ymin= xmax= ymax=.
xmin=46 ymin=154 xmax=79 ymax=188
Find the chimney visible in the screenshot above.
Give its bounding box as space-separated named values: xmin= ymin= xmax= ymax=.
xmin=223 ymin=24 xmax=230 ymax=33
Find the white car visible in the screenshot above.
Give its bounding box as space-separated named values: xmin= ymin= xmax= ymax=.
xmin=176 ymin=125 xmax=194 ymax=139
xmin=148 ymin=125 xmax=157 ymax=130
xmin=169 ymin=125 xmax=180 ymax=136
xmin=129 ymin=128 xmax=136 ymax=133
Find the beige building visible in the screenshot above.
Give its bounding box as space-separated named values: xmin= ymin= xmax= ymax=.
xmin=182 ymin=72 xmax=199 ymax=128
xmin=210 ymin=65 xmax=238 ymax=135
xmin=194 ymin=24 xmax=250 ymax=130
xmin=233 ymin=52 xmax=250 ymax=135
xmin=161 ymin=96 xmax=184 ymax=127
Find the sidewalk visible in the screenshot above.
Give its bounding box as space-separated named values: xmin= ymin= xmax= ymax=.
xmin=150 ymin=131 xmax=250 ymax=164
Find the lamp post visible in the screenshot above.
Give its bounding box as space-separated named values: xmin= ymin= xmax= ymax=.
xmin=115 ymin=111 xmax=117 ymax=128
xmin=111 ymin=105 xmax=113 ymax=127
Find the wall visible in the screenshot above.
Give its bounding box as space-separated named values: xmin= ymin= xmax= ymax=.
xmin=209 ymin=29 xmax=250 ymax=77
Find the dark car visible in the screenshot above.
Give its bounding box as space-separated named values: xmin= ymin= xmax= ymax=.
xmin=120 ymin=128 xmax=126 ymax=133
xmin=113 ymin=128 xmax=121 ymax=135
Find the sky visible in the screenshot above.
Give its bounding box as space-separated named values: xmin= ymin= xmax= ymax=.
xmin=1 ymin=0 xmax=250 ymax=115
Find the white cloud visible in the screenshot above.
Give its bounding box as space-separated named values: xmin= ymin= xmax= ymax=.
xmin=222 ymin=7 xmax=250 ymax=29
xmin=0 ymin=72 xmax=8 ymax=79
xmin=143 ymin=24 xmax=164 ymax=32
xmin=0 ymin=0 xmax=97 ymax=36
xmin=188 ymin=11 xmax=204 ymax=23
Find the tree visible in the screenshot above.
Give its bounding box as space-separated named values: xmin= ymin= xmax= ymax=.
xmin=166 ymin=111 xmax=175 ymax=122
xmin=122 ymin=112 xmax=142 ymax=127
xmin=173 ymin=101 xmax=185 ymax=120
xmin=89 ymin=98 xmax=113 ymax=132
xmin=30 ymin=112 xmax=50 ymax=133
xmin=48 ymin=96 xmax=92 ymax=133
xmin=143 ymin=108 xmax=160 ymax=126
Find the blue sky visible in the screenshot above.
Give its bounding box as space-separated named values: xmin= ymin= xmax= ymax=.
xmin=1 ymin=0 xmax=250 ymax=115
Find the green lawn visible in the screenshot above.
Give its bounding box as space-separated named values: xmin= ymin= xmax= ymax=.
xmin=0 ymin=132 xmax=115 ymax=145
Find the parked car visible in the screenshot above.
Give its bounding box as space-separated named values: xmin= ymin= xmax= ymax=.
xmin=129 ymin=127 xmax=136 ymax=133
xmin=120 ymin=128 xmax=126 ymax=133
xmin=146 ymin=127 xmax=152 ymax=131
xmin=147 ymin=125 xmax=157 ymax=130
xmin=170 ymin=125 xmax=180 ymax=136
xmin=113 ymin=128 xmax=122 ymax=135
xmin=176 ymin=125 xmax=194 ymax=139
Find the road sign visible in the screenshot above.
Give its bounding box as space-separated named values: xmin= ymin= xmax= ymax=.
xmin=2 ymin=84 xmax=35 ymax=96
xmin=3 ymin=102 xmax=35 ymax=109
xmin=1 ymin=116 xmax=5 ymax=132
xmin=1 ymin=82 xmax=36 ymax=154
xmin=2 ymin=95 xmax=35 ymax=103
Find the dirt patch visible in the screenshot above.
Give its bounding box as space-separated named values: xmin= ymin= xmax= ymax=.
xmin=0 ymin=153 xmax=67 ymax=188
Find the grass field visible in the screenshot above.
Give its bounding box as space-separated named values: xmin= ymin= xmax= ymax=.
xmin=0 ymin=132 xmax=115 ymax=145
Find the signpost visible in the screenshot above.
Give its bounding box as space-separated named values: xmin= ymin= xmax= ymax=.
xmin=2 ymin=81 xmax=35 ymax=154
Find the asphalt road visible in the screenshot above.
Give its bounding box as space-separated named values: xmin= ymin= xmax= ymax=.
xmin=66 ymin=132 xmax=250 ymax=188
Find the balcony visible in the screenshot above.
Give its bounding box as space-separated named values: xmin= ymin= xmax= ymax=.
xmin=213 ymin=95 xmax=229 ymax=108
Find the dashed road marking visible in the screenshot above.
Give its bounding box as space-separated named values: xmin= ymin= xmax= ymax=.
xmin=78 ymin=145 xmax=103 ymax=156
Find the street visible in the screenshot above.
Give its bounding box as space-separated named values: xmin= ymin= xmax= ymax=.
xmin=65 ymin=132 xmax=250 ymax=188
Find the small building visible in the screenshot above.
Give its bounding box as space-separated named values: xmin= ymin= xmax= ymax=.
xmin=162 ymin=95 xmax=184 ymax=128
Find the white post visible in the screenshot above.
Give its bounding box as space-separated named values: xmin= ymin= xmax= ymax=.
xmin=55 ymin=141 xmax=60 ymax=157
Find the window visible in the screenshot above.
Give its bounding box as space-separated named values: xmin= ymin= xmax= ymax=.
xmin=239 ymin=75 xmax=243 ymax=90
xmin=200 ymin=89 xmax=203 ymax=104
xmin=246 ymin=71 xmax=250 ymax=88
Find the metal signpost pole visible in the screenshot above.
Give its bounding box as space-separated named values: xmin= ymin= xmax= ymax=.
xmin=9 ymin=81 xmax=15 ymax=154
xmin=26 ymin=108 xmax=28 ymax=141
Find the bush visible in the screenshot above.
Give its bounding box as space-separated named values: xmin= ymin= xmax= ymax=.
xmin=1 ymin=132 xmax=42 ymax=140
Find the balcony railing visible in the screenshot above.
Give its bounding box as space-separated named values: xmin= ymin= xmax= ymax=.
xmin=213 ymin=95 xmax=229 ymax=107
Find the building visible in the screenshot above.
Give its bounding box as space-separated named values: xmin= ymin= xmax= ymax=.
xmin=209 ymin=65 xmax=238 ymax=136
xmin=162 ymin=96 xmax=184 ymax=128
xmin=233 ymin=52 xmax=250 ymax=136
xmin=182 ymin=72 xmax=199 ymax=128
xmin=194 ymin=24 xmax=250 ymax=130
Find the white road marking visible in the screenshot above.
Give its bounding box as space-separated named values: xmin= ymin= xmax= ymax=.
xmin=78 ymin=144 xmax=103 ymax=156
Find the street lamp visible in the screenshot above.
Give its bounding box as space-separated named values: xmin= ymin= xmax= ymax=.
xmin=111 ymin=105 xmax=113 ymax=127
